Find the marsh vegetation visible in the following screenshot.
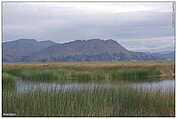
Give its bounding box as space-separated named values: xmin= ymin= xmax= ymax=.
xmin=3 ymin=62 xmax=175 ymax=116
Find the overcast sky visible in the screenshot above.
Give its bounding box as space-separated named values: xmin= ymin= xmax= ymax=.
xmin=2 ymin=2 xmax=175 ymax=52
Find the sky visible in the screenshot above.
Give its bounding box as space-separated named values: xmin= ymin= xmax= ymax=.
xmin=2 ymin=2 xmax=175 ymax=52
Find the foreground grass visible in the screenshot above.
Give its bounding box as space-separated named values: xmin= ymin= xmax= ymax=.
xmin=3 ymin=88 xmax=174 ymax=116
xmin=2 ymin=72 xmax=17 ymax=91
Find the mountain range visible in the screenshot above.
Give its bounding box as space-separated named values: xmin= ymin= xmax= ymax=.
xmin=3 ymin=39 xmax=175 ymax=63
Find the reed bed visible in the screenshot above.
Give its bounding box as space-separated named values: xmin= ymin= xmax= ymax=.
xmin=3 ymin=62 xmax=174 ymax=82
xmin=3 ymin=72 xmax=17 ymax=91
xmin=2 ymin=62 xmax=175 ymax=116
xmin=3 ymin=61 xmax=174 ymax=68
xmin=3 ymin=88 xmax=175 ymax=116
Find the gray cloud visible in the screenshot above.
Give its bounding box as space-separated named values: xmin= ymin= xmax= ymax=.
xmin=2 ymin=2 xmax=175 ymax=52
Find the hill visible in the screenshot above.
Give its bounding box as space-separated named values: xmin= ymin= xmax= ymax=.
xmin=2 ymin=39 xmax=174 ymax=62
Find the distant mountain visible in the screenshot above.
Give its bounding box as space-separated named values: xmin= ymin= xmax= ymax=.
xmin=3 ymin=39 xmax=57 ymax=62
xmin=151 ymin=51 xmax=175 ymax=61
xmin=2 ymin=39 xmax=174 ymax=63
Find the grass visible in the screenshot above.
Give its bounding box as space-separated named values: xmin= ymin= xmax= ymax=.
xmin=2 ymin=62 xmax=175 ymax=116
xmin=3 ymin=88 xmax=175 ymax=116
xmin=2 ymin=72 xmax=17 ymax=91
xmin=2 ymin=62 xmax=175 ymax=82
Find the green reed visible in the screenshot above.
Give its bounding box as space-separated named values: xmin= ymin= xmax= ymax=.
xmin=3 ymin=88 xmax=174 ymax=116
xmin=3 ymin=65 xmax=161 ymax=82
xmin=2 ymin=62 xmax=175 ymax=116
xmin=3 ymin=72 xmax=17 ymax=91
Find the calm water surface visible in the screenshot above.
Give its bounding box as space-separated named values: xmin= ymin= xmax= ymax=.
xmin=17 ymin=79 xmax=175 ymax=93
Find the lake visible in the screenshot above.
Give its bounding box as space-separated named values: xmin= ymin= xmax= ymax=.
xmin=17 ymin=79 xmax=175 ymax=93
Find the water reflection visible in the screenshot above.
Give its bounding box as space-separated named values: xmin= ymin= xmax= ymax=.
xmin=129 ymin=80 xmax=175 ymax=92
xmin=17 ymin=79 xmax=175 ymax=93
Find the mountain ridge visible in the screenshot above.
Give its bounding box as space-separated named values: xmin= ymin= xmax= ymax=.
xmin=2 ymin=39 xmax=174 ymax=63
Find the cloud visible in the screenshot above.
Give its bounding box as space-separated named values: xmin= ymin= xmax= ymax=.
xmin=119 ymin=36 xmax=175 ymax=52
xmin=2 ymin=2 xmax=175 ymax=52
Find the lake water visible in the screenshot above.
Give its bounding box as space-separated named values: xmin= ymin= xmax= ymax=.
xmin=17 ymin=79 xmax=175 ymax=93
